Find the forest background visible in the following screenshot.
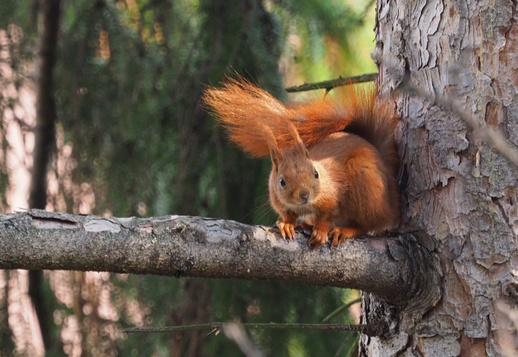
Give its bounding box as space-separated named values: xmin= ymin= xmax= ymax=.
xmin=0 ymin=0 xmax=378 ymax=356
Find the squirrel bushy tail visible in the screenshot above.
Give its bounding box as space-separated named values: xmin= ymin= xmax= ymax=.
xmin=203 ymin=77 xmax=298 ymax=157
xmin=203 ymin=77 xmax=398 ymax=174
xmin=204 ymin=77 xmax=400 ymax=247
xmin=292 ymin=85 xmax=399 ymax=175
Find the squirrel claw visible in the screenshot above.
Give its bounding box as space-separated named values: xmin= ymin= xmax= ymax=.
xmin=330 ymin=227 xmax=359 ymax=246
xmin=308 ymin=227 xmax=329 ymax=249
xmin=276 ymin=221 xmax=296 ymax=240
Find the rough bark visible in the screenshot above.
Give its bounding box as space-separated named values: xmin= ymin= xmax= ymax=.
xmin=0 ymin=210 xmax=440 ymax=321
xmin=366 ymin=0 xmax=518 ymax=356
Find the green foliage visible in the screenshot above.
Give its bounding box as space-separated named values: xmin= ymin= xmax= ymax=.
xmin=270 ymin=0 xmax=377 ymax=81
xmin=1 ymin=0 xmax=375 ymax=355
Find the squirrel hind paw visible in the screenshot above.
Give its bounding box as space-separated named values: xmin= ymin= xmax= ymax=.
xmin=308 ymin=226 xmax=360 ymax=249
xmin=329 ymin=227 xmax=360 ymax=246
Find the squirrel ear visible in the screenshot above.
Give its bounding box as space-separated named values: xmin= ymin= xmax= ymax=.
xmin=269 ymin=145 xmax=281 ymax=172
xmin=287 ymin=123 xmax=308 ymax=158
xmin=262 ymin=125 xmax=282 ymax=171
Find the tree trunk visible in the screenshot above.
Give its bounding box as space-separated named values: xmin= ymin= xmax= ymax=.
xmin=28 ymin=0 xmax=61 ymax=352
xmin=364 ymin=0 xmax=518 ymax=355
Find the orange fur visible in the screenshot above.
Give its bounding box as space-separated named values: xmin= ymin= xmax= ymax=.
xmin=203 ymin=77 xmax=400 ymax=248
xmin=203 ymin=77 xmax=297 ymax=157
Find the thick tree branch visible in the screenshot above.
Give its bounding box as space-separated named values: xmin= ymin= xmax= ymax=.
xmin=0 ymin=210 xmax=441 ymax=314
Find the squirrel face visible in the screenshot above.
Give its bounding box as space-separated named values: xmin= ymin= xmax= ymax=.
xmin=271 ymin=147 xmax=320 ymax=208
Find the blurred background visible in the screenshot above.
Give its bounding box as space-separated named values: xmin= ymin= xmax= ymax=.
xmin=0 ymin=0 xmax=376 ymax=355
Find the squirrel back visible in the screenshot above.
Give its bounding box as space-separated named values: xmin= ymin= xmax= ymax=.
xmin=203 ymin=77 xmax=400 ymax=248
xmin=289 ymin=84 xmax=399 ymax=177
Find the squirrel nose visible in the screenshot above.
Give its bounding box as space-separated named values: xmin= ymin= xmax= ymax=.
xmin=299 ymin=190 xmax=309 ymax=203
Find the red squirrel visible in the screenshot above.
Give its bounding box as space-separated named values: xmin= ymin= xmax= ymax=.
xmin=203 ymin=77 xmax=400 ymax=248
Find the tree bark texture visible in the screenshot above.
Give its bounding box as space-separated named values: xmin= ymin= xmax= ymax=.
xmin=0 ymin=210 xmax=439 ymax=318
xmin=369 ymin=0 xmax=518 ymax=356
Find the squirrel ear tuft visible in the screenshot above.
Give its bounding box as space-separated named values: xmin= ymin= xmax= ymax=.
xmin=287 ymin=122 xmax=308 ymax=158
xmin=262 ymin=125 xmax=282 ymax=170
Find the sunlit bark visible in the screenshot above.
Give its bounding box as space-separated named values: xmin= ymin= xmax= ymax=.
xmin=0 ymin=210 xmax=440 ymax=319
xmin=365 ymin=0 xmax=518 ymax=355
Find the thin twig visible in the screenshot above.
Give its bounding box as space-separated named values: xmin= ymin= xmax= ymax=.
xmin=285 ymin=73 xmax=377 ymax=93
xmin=123 ymin=322 xmax=367 ymax=334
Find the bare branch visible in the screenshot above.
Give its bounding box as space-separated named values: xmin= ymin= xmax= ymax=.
xmin=123 ymin=322 xmax=366 ymax=334
xmin=0 ymin=210 xmax=440 ymax=313
xmin=285 ymin=73 xmax=377 ymax=93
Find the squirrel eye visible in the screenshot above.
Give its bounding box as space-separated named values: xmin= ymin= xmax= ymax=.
xmin=314 ymin=170 xmax=319 ymax=179
xmin=279 ymin=178 xmax=286 ymax=187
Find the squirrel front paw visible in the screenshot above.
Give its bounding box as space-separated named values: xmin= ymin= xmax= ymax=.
xmin=276 ymin=221 xmax=296 ymax=240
